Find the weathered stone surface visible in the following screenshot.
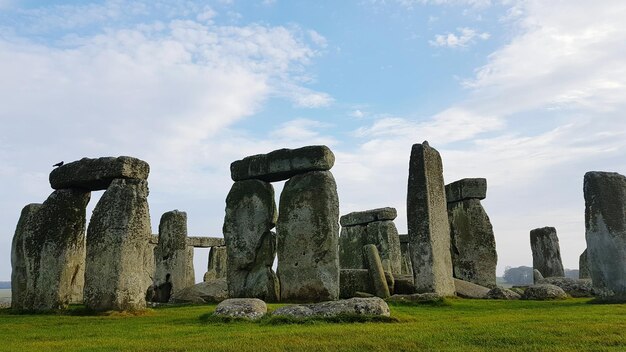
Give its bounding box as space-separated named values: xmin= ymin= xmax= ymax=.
xmin=579 ymin=249 xmax=590 ymax=279
xmin=230 ymin=145 xmax=335 ymax=182
xmin=407 ymin=142 xmax=455 ymax=296
xmin=154 ymin=210 xmax=194 ymax=298
xmin=340 ymin=207 xmax=397 ymax=227
xmin=223 ymin=180 xmax=279 ymax=302
xmin=530 ymin=227 xmax=565 ymax=278
xmin=448 ymin=198 xmax=497 ymax=288
xmin=538 ymin=277 xmax=594 ymax=298
xmin=399 ymin=240 xmax=413 ymax=277
xmin=398 ymin=234 xmax=409 ymax=243
xmin=50 ymin=156 xmax=149 ymax=191
xmin=363 ymin=245 xmax=390 ymax=299
xmin=214 ymin=298 xmax=267 ymax=320
xmin=339 ymin=225 xmax=367 ymax=270
xmin=445 ymin=178 xmax=487 ymax=203
xmin=387 ymin=293 xmax=443 ymax=303
xmin=584 ymin=171 xmax=626 ymax=301
xmin=277 ymin=171 xmax=339 ymax=302
xmin=339 ymin=269 xmax=394 ymax=298
xmin=272 ymin=297 xmax=390 ymax=318
xmin=393 ymin=274 xmax=417 ymax=295
xmin=170 ymin=278 xmax=228 ymax=304
xmin=84 ymin=179 xmax=153 ymax=311
xmin=521 ymin=284 xmax=568 ymax=300
xmin=187 ymin=237 xmax=225 ymax=248
xmin=271 ymin=305 xmax=315 ymax=318
xmin=339 ymin=220 xmax=402 ymax=275
xmin=204 ymin=246 xmax=227 ymax=282
xmin=533 ymin=269 xmax=544 ymax=283
xmin=486 ymin=287 xmax=521 ymax=300
xmin=10 ymin=203 xmax=42 ymax=309
xmin=453 ymin=278 xmax=490 ymax=299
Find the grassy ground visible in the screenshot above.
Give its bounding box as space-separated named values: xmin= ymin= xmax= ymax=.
xmin=0 ymin=298 xmax=624 ymax=352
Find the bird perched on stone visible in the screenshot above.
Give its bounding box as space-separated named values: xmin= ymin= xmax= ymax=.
xmin=53 ymin=161 xmax=64 ymax=167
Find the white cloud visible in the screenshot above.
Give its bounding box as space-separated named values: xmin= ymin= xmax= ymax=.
xmin=430 ymin=27 xmax=490 ymax=48
xmin=308 ymin=30 xmax=328 ymax=48
xmin=350 ymin=109 xmax=365 ymax=118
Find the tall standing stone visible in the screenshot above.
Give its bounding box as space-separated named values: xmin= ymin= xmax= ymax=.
xmin=84 ymin=179 xmax=153 ymax=311
xmin=584 ymin=171 xmax=626 ymax=300
xmin=446 ymin=178 xmax=497 ymax=288
xmin=154 ymin=210 xmax=195 ymax=297
xmin=407 ymin=142 xmax=455 ymax=296
xmin=530 ymin=227 xmax=564 ymax=278
xmin=204 ymin=246 xmax=227 ymax=282
xmin=10 ymin=203 xmax=42 ymax=309
xmin=223 ymin=180 xmax=279 ymax=302
xmin=579 ymin=249 xmax=590 ymax=279
xmin=277 ymin=170 xmax=340 ymax=302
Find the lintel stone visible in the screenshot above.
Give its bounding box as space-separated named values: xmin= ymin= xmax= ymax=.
xmin=445 ymin=178 xmax=487 ymax=203
xmin=50 ymin=156 xmax=149 ymax=191
xmin=340 ymin=207 xmax=397 ymax=227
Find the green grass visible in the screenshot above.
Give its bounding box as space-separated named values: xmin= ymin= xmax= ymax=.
xmin=0 ymin=298 xmax=625 ymax=351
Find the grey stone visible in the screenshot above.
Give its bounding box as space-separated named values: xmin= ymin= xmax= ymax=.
xmin=533 ymin=269 xmax=544 ymax=283
xmin=339 ymin=269 xmax=394 ymax=298
xmin=340 ymin=207 xmax=397 ymax=227
xmin=308 ymin=297 xmax=390 ymax=317
xmin=339 ymin=225 xmax=367 ymax=270
xmin=579 ymin=249 xmax=590 ymax=279
xmin=485 ymin=287 xmax=521 ymax=300
xmin=363 ymin=245 xmax=390 ymax=299
xmin=453 ymin=278 xmax=490 ymax=299
xmin=230 ymin=145 xmax=335 ymax=182
xmin=204 ymin=246 xmax=227 ymax=282
xmin=354 ymin=291 xmax=375 ymax=298
xmin=187 ymin=237 xmax=225 ymax=248
xmin=521 ymin=284 xmax=568 ymax=300
xmin=584 ymin=171 xmax=626 ymax=301
xmin=407 ymin=142 xmax=455 ymax=296
xmin=49 ymin=156 xmax=149 ymax=191
xmin=170 ymin=278 xmax=228 ymax=304
xmin=445 ymin=178 xmax=487 ymax=203
xmin=538 ymin=277 xmax=594 ymax=298
xmin=399 ymin=241 xmax=413 ymax=277
xmin=393 ymin=274 xmax=417 ymax=295
xmin=271 ymin=305 xmax=315 ymax=318
xmin=448 ymin=198 xmax=497 ymax=288
xmin=11 ymin=203 xmax=42 ymax=309
xmin=277 ymin=170 xmax=339 ymax=302
xmin=84 ymin=179 xmax=154 ymax=311
xmin=530 ymin=227 xmax=565 ymax=278
xmin=398 ymin=234 xmax=409 ymax=243
xmin=339 ymin=220 xmax=402 ymax=275
xmin=154 ymin=210 xmax=194 ymax=298
xmin=214 ymin=298 xmax=267 ymax=320
xmin=223 ymin=180 xmax=279 ymax=302
xmin=387 ymin=293 xmax=443 ymax=303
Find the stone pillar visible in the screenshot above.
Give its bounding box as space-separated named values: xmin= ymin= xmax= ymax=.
xmin=223 ymin=180 xmax=279 ymax=302
xmin=10 ymin=203 xmax=42 ymax=309
xmin=530 ymin=227 xmax=564 ymax=278
xmin=84 ymin=179 xmax=153 ymax=311
xmin=446 ymin=178 xmax=497 ymax=288
xmin=204 ymin=246 xmax=227 ymax=282
xmin=363 ymin=244 xmax=390 ymax=299
xmin=579 ymin=249 xmax=590 ymax=279
xmin=154 ymin=210 xmax=194 ymax=298
xmin=584 ymin=171 xmax=626 ymax=301
xmin=407 ymin=141 xmax=455 ymax=296
xmin=398 ymin=234 xmax=414 ymax=277
xmin=277 ymin=170 xmax=340 ymax=302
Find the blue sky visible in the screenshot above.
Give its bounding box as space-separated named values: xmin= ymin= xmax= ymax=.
xmin=1 ymin=0 xmax=625 ymax=281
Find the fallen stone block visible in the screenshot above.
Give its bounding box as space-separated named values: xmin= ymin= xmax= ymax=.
xmin=170 ymin=278 xmax=228 ymax=304
xmin=537 ymin=277 xmax=594 ymax=298
xmin=453 ymin=278 xmax=490 ymax=299
xmin=485 ymin=287 xmax=521 ymax=300
xmin=272 ymin=297 xmax=390 ymax=318
xmin=521 ymin=284 xmax=568 ymax=300
xmin=214 ymin=298 xmax=267 ymax=320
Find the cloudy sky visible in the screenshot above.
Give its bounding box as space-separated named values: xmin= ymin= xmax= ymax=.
xmin=1 ymin=0 xmax=625 ymax=282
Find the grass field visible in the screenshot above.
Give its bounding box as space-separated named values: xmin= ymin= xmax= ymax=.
xmin=1 ymin=298 xmax=624 ymax=351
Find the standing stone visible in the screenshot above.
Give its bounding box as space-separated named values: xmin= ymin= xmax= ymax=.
xmin=398 ymin=235 xmax=414 ymax=277
xmin=84 ymin=179 xmax=153 ymax=311
xmin=154 ymin=210 xmax=195 ymax=298
xmin=204 ymin=246 xmax=228 ymax=282
xmin=277 ymin=170 xmax=340 ymax=302
xmin=339 ymin=225 xmax=367 ymax=269
xmin=530 ymin=227 xmax=565 ymax=278
xmin=363 ymin=245 xmax=390 ymax=299
xmin=366 ymin=221 xmax=402 ymax=275
xmin=223 ymin=180 xmax=279 ymax=302
xmin=584 ymin=171 xmax=626 ymax=300
xmin=10 ymin=203 xmax=42 ymax=309
xmin=407 ymin=142 xmax=455 ymax=296
xmin=579 ymin=249 xmax=590 ymax=279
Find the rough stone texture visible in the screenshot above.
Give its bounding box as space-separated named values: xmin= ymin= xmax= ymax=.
xmin=407 ymin=142 xmax=455 ymax=296
xmin=154 ymin=210 xmax=195 ymax=297
xmin=230 ymin=145 xmax=335 ymax=182
xmin=339 ymin=269 xmax=394 ymax=298
xmin=339 ymin=225 xmax=367 ymax=270
xmin=448 ymin=198 xmax=497 ymax=288
xmin=445 ymin=178 xmax=487 ymax=203
xmin=339 ymin=220 xmax=402 ymax=275
xmin=272 ymin=305 xmax=315 ymax=318
xmin=538 ymin=277 xmax=594 ymax=298
xmin=486 ymin=287 xmax=521 ymax=300
xmin=170 ymin=278 xmax=228 ymax=304
xmin=187 ymin=237 xmax=225 ymax=248
xmin=214 ymin=298 xmax=267 ymax=320
xmin=204 ymin=246 xmax=227 ymax=282
xmin=363 ymin=245 xmax=390 ymax=299
xmin=84 ymin=179 xmax=154 ymax=311
xmin=521 ymin=284 xmax=568 ymax=300
xmin=530 ymin=227 xmax=565 ymax=278
xmin=223 ymin=180 xmax=279 ymax=302
xmin=584 ymin=171 xmax=626 ymax=301
xmin=10 ymin=203 xmax=42 ymax=309
xmin=17 ymin=190 xmax=91 ymax=310
xmin=277 ymin=170 xmax=339 ymax=302
xmin=272 ymin=297 xmax=389 ymax=318
xmin=394 ymin=275 xmax=417 ymax=295
xmin=387 ymin=293 xmax=443 ymax=303
xmin=579 ymin=249 xmax=590 ymax=279
xmin=340 ymin=207 xmax=397 ymax=227
xmin=533 ymin=269 xmax=544 ymax=283
xmin=453 ymin=278 xmax=490 ymax=299
xmin=399 ymin=241 xmax=414 ymax=277
xmin=50 ymin=156 xmax=149 ymax=191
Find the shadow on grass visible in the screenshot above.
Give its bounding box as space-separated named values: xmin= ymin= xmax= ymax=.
xmin=199 ymin=313 xmax=399 ymax=325
xmin=386 ymin=297 xmax=453 ymax=308
xmin=2 ymin=305 xmax=155 ymax=317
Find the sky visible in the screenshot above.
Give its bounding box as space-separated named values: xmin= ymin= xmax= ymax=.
xmin=1 ymin=0 xmax=625 ymax=282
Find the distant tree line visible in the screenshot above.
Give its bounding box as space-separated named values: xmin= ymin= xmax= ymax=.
xmin=503 ymin=266 xmax=580 ymax=285
xmin=0 ymin=281 xmax=10 ymax=289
